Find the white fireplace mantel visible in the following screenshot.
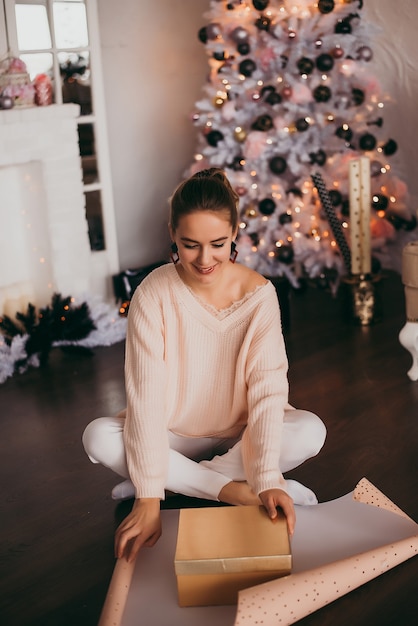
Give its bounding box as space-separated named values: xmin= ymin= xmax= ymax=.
xmin=0 ymin=104 xmax=96 ymax=317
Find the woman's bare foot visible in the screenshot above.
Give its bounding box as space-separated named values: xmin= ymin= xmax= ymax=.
xmin=218 ymin=481 xmax=261 ymax=506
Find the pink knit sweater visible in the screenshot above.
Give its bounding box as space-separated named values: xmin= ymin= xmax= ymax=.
xmin=123 ymin=263 xmax=289 ymax=499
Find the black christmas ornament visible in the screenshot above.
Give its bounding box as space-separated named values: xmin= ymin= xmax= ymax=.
xmin=275 ymin=245 xmax=294 ymax=264
xmin=387 ymin=215 xmax=417 ymax=231
xmin=252 ymin=114 xmax=273 ymax=131
xmin=313 ymin=84 xmax=332 ymax=102
xmin=269 ymin=156 xmax=287 ymax=175
xmin=255 ymin=16 xmax=271 ymax=31
xmin=336 ymin=125 xmax=353 ymax=142
xmin=372 ymin=193 xmax=389 ymax=211
xmin=383 ymin=139 xmax=398 ymax=156
xmin=341 ymin=199 xmax=350 ymax=216
xmin=352 ymin=87 xmax=365 ymax=105
xmin=367 ymin=117 xmax=383 ymax=128
xmin=206 ymin=130 xmax=224 ymax=147
xmin=230 ymin=155 xmax=245 ymax=171
xmin=213 ymin=50 xmax=225 ymax=61
xmin=249 ymin=232 xmax=260 ymax=246
xmin=309 ymin=150 xmax=327 ymax=166
xmin=297 ymin=57 xmax=315 ymax=75
xmin=265 ymin=91 xmax=282 ymax=105
xmin=318 ymin=0 xmax=335 ymax=14
xmin=295 ymin=117 xmax=310 ymax=132
xmin=239 ymin=58 xmax=257 ymax=77
xmin=253 ymin=0 xmax=269 ymax=9
xmin=279 ymin=212 xmax=293 ymax=225
xmin=316 ymin=53 xmax=334 ymax=72
xmin=359 ymin=132 xmax=377 ymax=151
xmin=258 ymin=198 xmax=276 ymax=215
xmin=260 ymin=85 xmax=275 ymax=98
xmin=237 ymin=42 xmax=251 ymax=55
xmin=335 ymin=19 xmax=352 ymax=34
xmin=328 ymin=189 xmax=342 ymax=206
xmin=198 ymin=26 xmax=208 ymax=44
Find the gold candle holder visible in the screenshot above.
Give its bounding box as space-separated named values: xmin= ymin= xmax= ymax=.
xmin=343 ymin=273 xmax=381 ymax=326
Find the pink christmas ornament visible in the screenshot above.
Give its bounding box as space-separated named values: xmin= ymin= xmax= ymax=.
xmin=290 ymin=82 xmax=313 ymax=104
xmin=244 ymin=131 xmax=267 ymax=159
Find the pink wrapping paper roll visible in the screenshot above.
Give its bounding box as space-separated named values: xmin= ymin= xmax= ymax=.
xmin=235 ymin=479 xmax=418 ymax=625
xmin=98 ymin=557 xmax=136 ymax=626
xmin=235 ymin=537 xmax=417 ymax=625
xmin=402 ymin=241 xmax=418 ymax=320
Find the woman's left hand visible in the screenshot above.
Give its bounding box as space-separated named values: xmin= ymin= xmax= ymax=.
xmin=259 ymin=488 xmax=296 ymax=537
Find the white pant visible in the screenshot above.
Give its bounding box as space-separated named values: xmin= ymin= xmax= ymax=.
xmin=82 ymin=409 xmax=326 ymax=501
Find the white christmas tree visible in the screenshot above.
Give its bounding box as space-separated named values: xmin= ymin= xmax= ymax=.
xmin=188 ymin=0 xmax=416 ymax=289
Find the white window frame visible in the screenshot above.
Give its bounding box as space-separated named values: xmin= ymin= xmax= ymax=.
xmin=1 ymin=0 xmax=120 ymax=291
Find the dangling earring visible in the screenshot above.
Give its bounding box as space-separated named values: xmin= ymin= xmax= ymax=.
xmin=170 ymin=242 xmax=179 ymax=264
xmin=230 ymin=241 xmax=238 ymax=263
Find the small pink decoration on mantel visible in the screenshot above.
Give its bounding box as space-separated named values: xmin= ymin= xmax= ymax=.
xmin=34 ymin=73 xmax=53 ymax=106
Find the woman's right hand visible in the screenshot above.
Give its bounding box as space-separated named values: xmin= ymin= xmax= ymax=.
xmin=115 ymin=497 xmax=162 ymax=562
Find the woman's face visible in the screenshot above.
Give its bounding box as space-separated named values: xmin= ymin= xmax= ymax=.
xmin=170 ymin=210 xmax=237 ymax=286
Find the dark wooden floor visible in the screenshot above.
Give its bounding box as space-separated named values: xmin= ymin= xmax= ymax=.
xmin=1 ymin=271 xmax=417 ymax=626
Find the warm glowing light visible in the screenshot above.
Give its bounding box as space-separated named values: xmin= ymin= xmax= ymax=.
xmin=239 ymin=222 xmax=247 ymax=229
xmin=377 ymin=210 xmax=386 ymax=218
xmin=195 ymin=153 xmax=204 ymax=161
xmin=390 ymin=196 xmax=396 ymax=203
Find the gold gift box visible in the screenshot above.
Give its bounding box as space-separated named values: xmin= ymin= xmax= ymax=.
xmin=174 ymin=504 xmax=291 ymax=606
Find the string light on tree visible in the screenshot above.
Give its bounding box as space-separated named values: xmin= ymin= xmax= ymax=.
xmin=188 ymin=0 xmax=416 ymax=289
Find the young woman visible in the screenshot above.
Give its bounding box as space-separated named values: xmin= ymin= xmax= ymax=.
xmin=82 ymin=168 xmax=326 ymax=562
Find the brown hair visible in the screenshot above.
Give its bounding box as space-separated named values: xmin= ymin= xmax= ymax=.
xmin=169 ymin=168 xmax=239 ymax=232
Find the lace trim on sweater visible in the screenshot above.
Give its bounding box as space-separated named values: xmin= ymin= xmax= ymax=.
xmin=186 ymin=283 xmax=266 ymax=320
